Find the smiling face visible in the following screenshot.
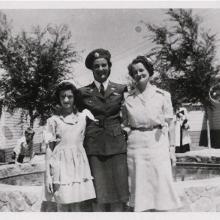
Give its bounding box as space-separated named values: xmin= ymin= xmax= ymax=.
xmin=59 ymin=89 xmax=74 ymax=111
xmin=92 ymin=58 xmax=110 ymax=83
xmin=131 ymin=62 xmax=151 ymax=87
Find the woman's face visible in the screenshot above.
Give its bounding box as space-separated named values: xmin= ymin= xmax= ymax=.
xmin=92 ymin=58 xmax=110 ymax=83
xmin=59 ymin=89 xmax=74 ymax=110
xmin=25 ymin=133 xmax=34 ymax=142
xmin=131 ymin=62 xmax=150 ymax=87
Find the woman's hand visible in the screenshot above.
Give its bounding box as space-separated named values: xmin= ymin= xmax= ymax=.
xmin=46 ymin=174 xmax=53 ymax=194
xmin=169 ymin=146 xmax=176 ymax=167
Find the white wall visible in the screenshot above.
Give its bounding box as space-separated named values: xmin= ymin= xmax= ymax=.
xmin=0 ymin=109 xmax=43 ymax=149
xmin=187 ymin=110 xmax=206 ymax=131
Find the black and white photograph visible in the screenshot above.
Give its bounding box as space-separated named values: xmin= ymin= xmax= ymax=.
xmin=0 ymin=1 xmax=220 ymax=216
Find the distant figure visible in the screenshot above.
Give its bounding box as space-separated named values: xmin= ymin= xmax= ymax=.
xmin=12 ymin=127 xmax=35 ymax=163
xmin=175 ymin=107 xmax=191 ymax=153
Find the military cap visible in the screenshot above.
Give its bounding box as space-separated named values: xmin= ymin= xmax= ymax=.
xmin=85 ymin=48 xmax=111 ymax=70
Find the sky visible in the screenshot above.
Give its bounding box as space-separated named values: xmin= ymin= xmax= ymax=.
xmin=1 ymin=8 xmax=220 ymax=86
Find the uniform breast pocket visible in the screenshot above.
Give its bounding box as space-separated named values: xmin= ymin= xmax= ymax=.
xmin=84 ymin=97 xmax=97 ymax=107
xmin=108 ymin=93 xmax=122 ymax=103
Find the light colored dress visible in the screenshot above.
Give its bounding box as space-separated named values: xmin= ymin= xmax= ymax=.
xmin=175 ymin=107 xmax=191 ymax=148
xmin=45 ymin=109 xmax=96 ymax=204
xmin=124 ymin=84 xmax=181 ymax=211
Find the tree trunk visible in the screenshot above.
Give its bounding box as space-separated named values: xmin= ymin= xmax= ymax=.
xmin=29 ymin=110 xmax=34 ymax=128
xmin=205 ymin=109 xmax=211 ymax=150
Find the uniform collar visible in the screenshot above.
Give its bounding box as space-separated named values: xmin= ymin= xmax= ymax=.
xmin=94 ymin=79 xmax=109 ymax=91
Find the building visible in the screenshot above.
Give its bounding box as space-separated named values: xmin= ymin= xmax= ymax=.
xmin=183 ymin=100 xmax=220 ymax=148
xmin=0 ymin=108 xmax=43 ymax=162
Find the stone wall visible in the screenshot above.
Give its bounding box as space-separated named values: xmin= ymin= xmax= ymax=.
xmin=177 ymin=178 xmax=220 ymax=212
xmin=0 ymin=184 xmax=42 ymax=211
xmin=1 ymin=178 xmax=220 ymax=212
xmin=1 ymin=158 xmax=220 ymax=212
xmin=0 ymin=159 xmax=45 ymax=211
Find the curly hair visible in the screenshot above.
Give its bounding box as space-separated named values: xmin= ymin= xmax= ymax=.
xmin=54 ymin=81 xmax=79 ymax=114
xmin=128 ymin=55 xmax=154 ymax=78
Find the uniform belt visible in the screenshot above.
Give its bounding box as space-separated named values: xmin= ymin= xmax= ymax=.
xmin=130 ymin=124 xmax=163 ymax=131
xmin=89 ymin=118 xmax=121 ymax=127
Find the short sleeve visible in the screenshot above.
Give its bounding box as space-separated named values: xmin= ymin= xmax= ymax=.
xmin=82 ymin=109 xmax=96 ymax=121
xmin=13 ymin=137 xmax=24 ymax=155
xmin=120 ymin=101 xmax=129 ymax=127
xmin=163 ymin=92 xmax=174 ymax=120
xmin=44 ymin=117 xmax=57 ymax=144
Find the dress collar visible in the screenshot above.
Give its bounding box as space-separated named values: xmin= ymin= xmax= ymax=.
xmin=130 ymin=83 xmax=154 ymax=97
xmin=58 ymin=112 xmax=79 ymax=125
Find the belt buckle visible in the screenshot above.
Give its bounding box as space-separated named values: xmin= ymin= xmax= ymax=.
xmin=149 ymin=126 xmax=154 ymax=131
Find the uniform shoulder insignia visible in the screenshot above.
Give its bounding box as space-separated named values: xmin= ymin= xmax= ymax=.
xmin=155 ymin=87 xmax=171 ymax=99
xmin=109 ymin=81 xmax=127 ymax=92
xmin=155 ymin=87 xmax=166 ymax=96
xmin=78 ymin=84 xmax=93 ymax=93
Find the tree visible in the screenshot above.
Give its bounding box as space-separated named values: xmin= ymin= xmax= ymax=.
xmin=146 ymin=9 xmax=219 ymax=148
xmin=0 ymin=12 xmax=79 ymax=127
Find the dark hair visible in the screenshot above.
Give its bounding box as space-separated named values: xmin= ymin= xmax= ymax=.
xmin=54 ymin=81 xmax=78 ymax=113
xmin=128 ymin=56 xmax=154 ymax=78
xmin=25 ymin=127 xmax=35 ymax=136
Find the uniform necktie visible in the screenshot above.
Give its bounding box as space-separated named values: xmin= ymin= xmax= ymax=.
xmin=100 ymin=83 xmax=105 ymax=96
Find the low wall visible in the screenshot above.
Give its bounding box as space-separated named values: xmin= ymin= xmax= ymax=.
xmin=1 ymin=178 xmax=220 ymax=212
xmin=0 ymin=158 xmax=220 ymax=212
xmin=177 ymin=178 xmax=220 ymax=211
xmin=0 ymin=160 xmax=45 ymax=211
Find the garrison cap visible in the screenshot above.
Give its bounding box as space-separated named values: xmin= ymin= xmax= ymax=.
xmin=85 ymin=48 xmax=111 ymax=70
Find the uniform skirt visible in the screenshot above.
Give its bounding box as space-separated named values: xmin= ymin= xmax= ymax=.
xmin=88 ymin=153 xmax=129 ymax=204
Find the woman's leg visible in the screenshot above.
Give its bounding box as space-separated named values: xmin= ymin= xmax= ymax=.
xmin=80 ymin=200 xmax=93 ymax=212
xmin=110 ymin=202 xmax=124 ymax=212
xmin=92 ymin=202 xmax=107 ymax=212
xmin=69 ymin=203 xmax=81 ymax=212
xmin=57 ymin=203 xmax=70 ymax=212
xmin=57 ymin=203 xmax=82 ymax=212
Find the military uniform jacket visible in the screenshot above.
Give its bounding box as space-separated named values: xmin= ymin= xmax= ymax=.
xmin=78 ymin=81 xmax=127 ymax=156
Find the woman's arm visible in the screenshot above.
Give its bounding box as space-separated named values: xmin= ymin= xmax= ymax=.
xmin=120 ymin=103 xmax=131 ymax=140
xmin=167 ymin=118 xmax=176 ymax=166
xmin=44 ymin=117 xmax=57 ymax=194
xmin=163 ymin=91 xmax=176 ymax=166
xmin=45 ymin=144 xmax=53 ymax=194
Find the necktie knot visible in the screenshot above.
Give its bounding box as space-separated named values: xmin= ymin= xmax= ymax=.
xmin=100 ymin=83 xmax=105 ymax=96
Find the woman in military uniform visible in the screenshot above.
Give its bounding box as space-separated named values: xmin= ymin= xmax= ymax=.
xmin=77 ymin=48 xmax=129 ymax=211
xmin=123 ymin=56 xmax=181 ymax=211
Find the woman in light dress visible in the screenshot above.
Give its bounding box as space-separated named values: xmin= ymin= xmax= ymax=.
xmin=175 ymin=107 xmax=191 ymax=153
xmin=123 ymin=56 xmax=182 ymax=212
xmin=44 ymin=81 xmax=96 ymax=211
